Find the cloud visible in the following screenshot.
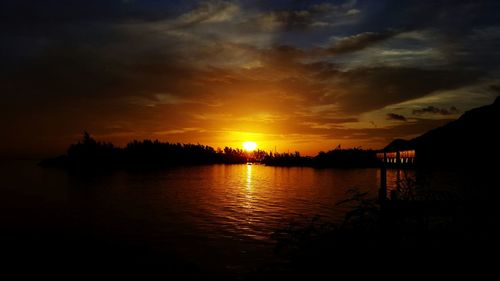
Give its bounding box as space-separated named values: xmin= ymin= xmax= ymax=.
xmin=386 ymin=113 xmax=407 ymax=122
xmin=328 ymin=118 xmax=455 ymax=144
xmin=1 ymin=0 xmax=500 ymax=157
xmin=328 ymin=31 xmax=399 ymax=54
xmin=272 ymin=10 xmax=313 ymax=30
xmin=173 ymin=1 xmax=240 ymax=28
xmin=490 ymin=84 xmax=500 ymax=94
xmin=412 ymin=106 xmax=459 ymax=115
xmin=244 ymin=0 xmax=361 ymax=32
xmin=320 ymin=66 xmax=481 ymax=114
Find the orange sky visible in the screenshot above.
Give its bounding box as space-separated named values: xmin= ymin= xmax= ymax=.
xmin=1 ymin=1 xmax=499 ymax=158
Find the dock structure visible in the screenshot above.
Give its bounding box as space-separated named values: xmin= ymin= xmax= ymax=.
xmin=377 ymin=150 xmax=416 ymax=203
xmin=377 ymin=149 xmax=460 ymax=221
xmin=377 ymin=150 xmax=416 ymax=166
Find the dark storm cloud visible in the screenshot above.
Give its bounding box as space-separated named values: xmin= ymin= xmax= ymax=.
xmin=412 ymin=106 xmax=459 ymax=116
xmin=386 ymin=113 xmax=407 ymax=122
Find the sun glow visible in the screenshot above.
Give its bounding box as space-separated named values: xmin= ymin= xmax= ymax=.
xmin=243 ymin=141 xmax=257 ymax=151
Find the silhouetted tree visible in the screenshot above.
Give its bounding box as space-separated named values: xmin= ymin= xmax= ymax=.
xmin=42 ymin=132 xmax=378 ymax=169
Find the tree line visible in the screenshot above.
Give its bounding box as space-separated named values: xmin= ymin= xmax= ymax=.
xmin=40 ymin=132 xmax=379 ymax=169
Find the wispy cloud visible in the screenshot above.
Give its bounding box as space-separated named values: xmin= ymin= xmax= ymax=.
xmin=328 ymin=31 xmax=400 ymax=54
xmin=386 ymin=113 xmax=407 ymax=122
xmin=412 ymin=106 xmax=459 ymax=116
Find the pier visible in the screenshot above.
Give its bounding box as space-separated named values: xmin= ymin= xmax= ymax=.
xmin=376 ymin=149 xmax=416 ymax=166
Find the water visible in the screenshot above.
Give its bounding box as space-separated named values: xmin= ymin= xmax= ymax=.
xmin=1 ymin=160 xmax=389 ymax=274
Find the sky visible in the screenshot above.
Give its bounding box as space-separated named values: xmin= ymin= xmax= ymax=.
xmin=1 ymin=0 xmax=500 ymax=157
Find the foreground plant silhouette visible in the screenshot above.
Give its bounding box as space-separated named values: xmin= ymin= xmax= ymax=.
xmin=264 ymin=182 xmax=498 ymax=278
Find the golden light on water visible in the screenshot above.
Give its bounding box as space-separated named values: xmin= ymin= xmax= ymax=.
xmin=243 ymin=141 xmax=257 ymax=151
xmin=246 ymin=164 xmax=252 ymax=190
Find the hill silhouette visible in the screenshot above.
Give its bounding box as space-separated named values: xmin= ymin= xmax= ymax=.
xmin=263 ymin=148 xmax=379 ymax=168
xmin=385 ymin=96 xmax=500 ymax=167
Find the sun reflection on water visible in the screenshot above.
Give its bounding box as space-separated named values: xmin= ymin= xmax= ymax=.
xmin=246 ymin=164 xmax=252 ymax=190
xmin=242 ymin=164 xmax=254 ymax=215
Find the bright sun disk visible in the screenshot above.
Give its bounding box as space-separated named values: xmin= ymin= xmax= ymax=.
xmin=243 ymin=141 xmax=257 ymax=151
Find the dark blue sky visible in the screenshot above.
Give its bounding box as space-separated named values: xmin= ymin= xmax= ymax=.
xmin=1 ymin=0 xmax=499 ymax=157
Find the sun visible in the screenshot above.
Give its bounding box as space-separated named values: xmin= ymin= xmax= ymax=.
xmin=243 ymin=141 xmax=257 ymax=151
